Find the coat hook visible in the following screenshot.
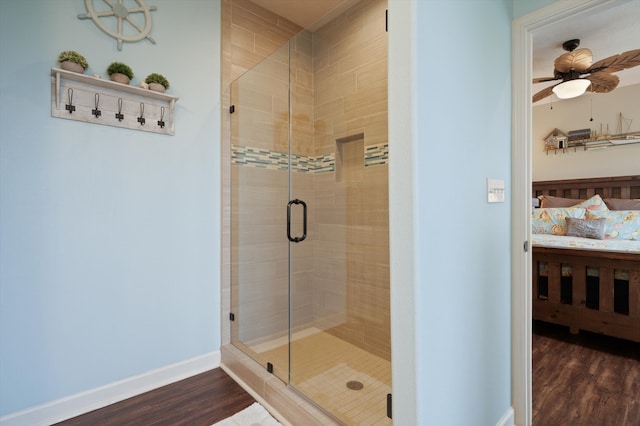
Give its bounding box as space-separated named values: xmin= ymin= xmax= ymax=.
xmin=157 ymin=106 xmax=165 ymax=128
xmin=137 ymin=102 xmax=145 ymax=125
xmin=92 ymin=93 xmax=102 ymax=118
xmin=65 ymin=88 xmax=75 ymax=113
xmin=115 ymin=98 xmax=124 ymax=121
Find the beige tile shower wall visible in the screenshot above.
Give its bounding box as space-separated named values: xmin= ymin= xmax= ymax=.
xmin=311 ymin=0 xmax=390 ymax=361
xmin=291 ymin=31 xmax=315 ymax=157
xmin=231 ymin=166 xmax=288 ymax=343
xmin=222 ymin=0 xmax=304 ymax=346
xmin=312 ymin=0 xmax=388 ymax=154
xmin=228 ymin=0 xmax=303 ymax=81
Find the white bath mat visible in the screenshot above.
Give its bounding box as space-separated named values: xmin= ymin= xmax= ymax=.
xmin=212 ymin=402 xmax=282 ymax=426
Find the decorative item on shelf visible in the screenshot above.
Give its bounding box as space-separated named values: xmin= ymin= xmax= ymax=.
xmin=107 ymin=61 xmax=134 ymax=85
xmin=544 ymin=128 xmax=568 ymax=149
xmin=144 ymin=73 xmax=170 ymax=93
xmin=57 ymin=50 xmax=89 ymax=74
xmin=567 ymin=128 xmax=592 ymax=146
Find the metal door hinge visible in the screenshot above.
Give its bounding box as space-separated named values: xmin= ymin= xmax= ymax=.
xmin=229 ymin=105 xmax=235 ymax=114
xmin=229 ymin=312 xmax=235 ymax=321
xmin=524 ymin=240 xmax=529 ymax=252
xmin=387 ymin=393 xmax=392 ymax=418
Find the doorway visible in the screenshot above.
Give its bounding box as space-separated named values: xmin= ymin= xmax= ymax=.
xmin=512 ymin=1 xmax=632 ymax=424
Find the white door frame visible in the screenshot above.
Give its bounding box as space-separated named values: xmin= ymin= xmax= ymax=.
xmin=511 ymin=1 xmax=624 ymax=424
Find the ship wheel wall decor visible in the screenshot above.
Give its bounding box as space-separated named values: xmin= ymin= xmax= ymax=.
xmin=78 ymin=0 xmax=157 ymax=51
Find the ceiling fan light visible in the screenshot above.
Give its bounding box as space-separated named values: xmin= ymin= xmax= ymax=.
xmin=552 ymin=79 xmax=591 ymax=99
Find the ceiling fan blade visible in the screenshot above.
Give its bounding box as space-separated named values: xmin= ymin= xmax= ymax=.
xmin=533 ymin=76 xmax=559 ymax=84
xmin=554 ymin=48 xmax=593 ymax=73
xmin=586 ymin=72 xmax=620 ymax=93
xmin=532 ymin=85 xmax=555 ymax=103
xmin=587 ymin=49 xmax=640 ymax=73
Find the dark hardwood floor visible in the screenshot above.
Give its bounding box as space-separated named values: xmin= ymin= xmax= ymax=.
xmin=53 ymin=368 xmax=255 ymax=426
xmin=533 ymin=320 xmax=640 ymax=426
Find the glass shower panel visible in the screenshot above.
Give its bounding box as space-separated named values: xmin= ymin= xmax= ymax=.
xmin=230 ymin=41 xmax=291 ymax=382
xmin=288 ymin=0 xmax=392 ymax=423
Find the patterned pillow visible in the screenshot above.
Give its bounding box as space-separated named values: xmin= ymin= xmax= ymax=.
xmin=571 ymin=194 xmax=609 ymax=213
xmin=531 ymin=208 xmax=586 ymax=235
xmin=565 ymin=217 xmax=606 ymax=240
xmin=586 ymin=210 xmax=640 ymax=240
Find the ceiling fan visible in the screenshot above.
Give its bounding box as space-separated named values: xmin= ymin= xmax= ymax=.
xmin=532 ymin=39 xmax=640 ymax=102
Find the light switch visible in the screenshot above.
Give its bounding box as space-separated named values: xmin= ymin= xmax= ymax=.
xmin=487 ymin=178 xmax=505 ymax=203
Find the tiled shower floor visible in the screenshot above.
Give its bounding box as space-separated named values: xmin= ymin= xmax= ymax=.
xmin=256 ymin=329 xmax=392 ymax=425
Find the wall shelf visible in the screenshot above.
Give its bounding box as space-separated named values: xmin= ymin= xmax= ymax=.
xmin=51 ymin=68 xmax=178 ymax=135
xmin=545 ymin=134 xmax=640 ymax=154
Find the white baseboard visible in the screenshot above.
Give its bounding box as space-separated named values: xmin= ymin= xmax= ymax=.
xmin=0 ymin=351 xmax=221 ymax=426
xmin=496 ymin=406 xmax=515 ymax=426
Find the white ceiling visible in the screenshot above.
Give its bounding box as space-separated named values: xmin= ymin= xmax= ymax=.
xmin=532 ymin=1 xmax=640 ymax=105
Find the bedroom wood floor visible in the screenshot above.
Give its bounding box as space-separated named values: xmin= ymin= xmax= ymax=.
xmin=533 ymin=320 xmax=640 ymax=425
xmin=54 ymin=325 xmax=639 ymax=425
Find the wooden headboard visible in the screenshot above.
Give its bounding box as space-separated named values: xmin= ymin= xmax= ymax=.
xmin=533 ymin=175 xmax=640 ymax=199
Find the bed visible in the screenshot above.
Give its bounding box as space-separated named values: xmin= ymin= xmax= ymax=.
xmin=532 ymin=175 xmax=640 ymax=342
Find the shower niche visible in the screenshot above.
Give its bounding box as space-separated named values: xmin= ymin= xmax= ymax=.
xmin=224 ymin=0 xmax=389 ymax=424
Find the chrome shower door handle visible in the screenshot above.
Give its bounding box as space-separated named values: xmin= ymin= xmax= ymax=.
xmin=287 ymin=199 xmax=307 ymax=243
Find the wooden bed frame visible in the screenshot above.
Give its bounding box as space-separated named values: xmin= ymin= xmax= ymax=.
xmin=532 ymin=175 xmax=640 ymax=342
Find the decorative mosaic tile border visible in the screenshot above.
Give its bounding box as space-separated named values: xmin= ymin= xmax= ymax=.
xmin=232 ymin=143 xmax=388 ymax=173
xmin=364 ymin=143 xmax=388 ymax=167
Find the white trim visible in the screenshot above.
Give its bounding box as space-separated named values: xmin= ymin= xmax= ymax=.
xmin=0 ymin=351 xmax=221 ymax=426
xmin=511 ymin=1 xmax=619 ymax=425
xmin=496 ymin=407 xmax=515 ymax=426
xmin=388 ymin=1 xmax=418 ymax=425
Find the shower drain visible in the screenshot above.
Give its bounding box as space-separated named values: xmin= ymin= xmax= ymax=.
xmin=346 ymin=380 xmax=364 ymax=390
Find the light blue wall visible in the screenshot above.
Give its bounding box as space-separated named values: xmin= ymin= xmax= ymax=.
xmin=513 ymin=0 xmax=558 ymax=18
xmin=0 ymin=0 xmax=220 ymax=416
xmin=412 ymin=1 xmax=513 ymax=424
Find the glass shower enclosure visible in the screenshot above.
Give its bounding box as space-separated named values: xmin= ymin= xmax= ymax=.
xmin=229 ymin=1 xmax=390 ymax=423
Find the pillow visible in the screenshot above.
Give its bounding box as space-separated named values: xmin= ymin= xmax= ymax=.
xmin=565 ymin=217 xmax=606 ymax=240
xmin=586 ymin=210 xmax=640 ymax=240
xmin=531 ymin=207 xmax=586 ymax=235
xmin=538 ymin=195 xmax=581 ymax=208
xmin=604 ymin=198 xmax=640 ymax=211
xmin=570 ymin=194 xmax=609 ymax=213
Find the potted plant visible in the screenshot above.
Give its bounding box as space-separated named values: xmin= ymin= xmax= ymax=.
xmin=57 ymin=51 xmax=89 ymax=74
xmin=107 ymin=61 xmax=134 ymax=85
xmin=145 ymin=73 xmax=170 ymax=93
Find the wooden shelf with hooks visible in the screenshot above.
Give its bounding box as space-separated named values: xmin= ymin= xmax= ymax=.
xmin=50 ymin=68 xmax=178 ymax=135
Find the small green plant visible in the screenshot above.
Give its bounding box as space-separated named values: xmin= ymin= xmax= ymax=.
xmin=145 ymin=73 xmax=170 ymax=89
xmin=107 ymin=62 xmax=134 ymax=79
xmin=57 ymin=51 xmax=89 ymax=70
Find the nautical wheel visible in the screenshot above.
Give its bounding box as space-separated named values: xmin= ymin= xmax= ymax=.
xmin=78 ymin=0 xmax=157 ymax=51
